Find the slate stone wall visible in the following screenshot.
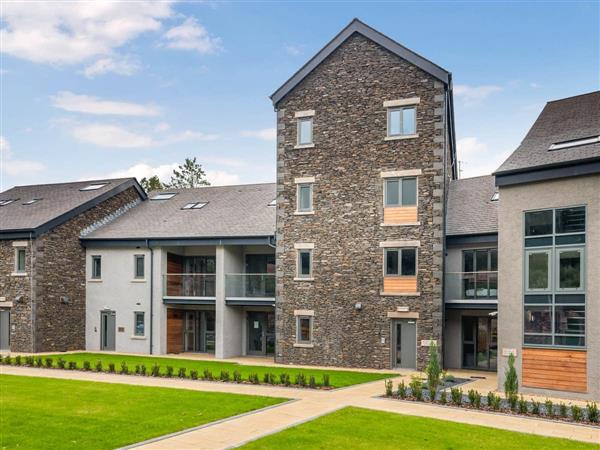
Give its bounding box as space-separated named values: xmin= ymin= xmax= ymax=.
xmin=274 ymin=33 xmax=449 ymax=369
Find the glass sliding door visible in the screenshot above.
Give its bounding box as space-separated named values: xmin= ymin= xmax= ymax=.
xmin=462 ymin=316 xmax=497 ymax=370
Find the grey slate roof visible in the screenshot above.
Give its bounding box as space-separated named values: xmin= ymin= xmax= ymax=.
xmin=0 ymin=178 xmax=144 ymax=235
xmin=495 ymin=91 xmax=600 ymax=174
xmin=83 ymin=183 xmax=276 ymax=240
xmin=447 ymin=175 xmax=498 ymax=236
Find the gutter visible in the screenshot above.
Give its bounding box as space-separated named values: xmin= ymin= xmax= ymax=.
xmin=440 ymin=78 xmax=450 ymax=368
xmin=146 ymin=239 xmax=154 ymax=355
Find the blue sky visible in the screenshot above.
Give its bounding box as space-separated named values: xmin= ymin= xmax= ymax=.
xmin=1 ymin=1 xmax=598 ymax=191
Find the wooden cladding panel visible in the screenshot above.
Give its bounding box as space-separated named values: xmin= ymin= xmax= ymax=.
xmin=166 ymin=253 xmax=183 ymax=297
xmin=522 ymin=348 xmax=587 ymax=393
xmin=384 ymin=206 xmax=417 ymax=224
xmin=167 ymin=309 xmax=184 ymax=354
xmin=383 ymin=277 xmax=417 ymax=293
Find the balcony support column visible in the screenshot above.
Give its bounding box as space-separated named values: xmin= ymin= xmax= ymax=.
xmin=215 ymin=245 xmax=244 ymax=359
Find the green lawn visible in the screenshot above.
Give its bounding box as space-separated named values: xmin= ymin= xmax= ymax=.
xmin=41 ymin=352 xmax=392 ymax=388
xmin=241 ymin=407 xmax=597 ymax=449
xmin=0 ymin=374 xmax=286 ymax=450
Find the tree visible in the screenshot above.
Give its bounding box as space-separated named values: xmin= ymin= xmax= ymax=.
xmin=164 ymin=157 xmax=210 ymax=188
xmin=424 ymin=341 xmax=442 ymax=400
xmin=504 ymin=352 xmax=519 ymax=409
xmin=140 ymin=175 xmax=164 ymax=193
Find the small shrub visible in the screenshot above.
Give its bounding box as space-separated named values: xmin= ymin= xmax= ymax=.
xmin=439 ymin=389 xmax=447 ymax=405
xmin=508 ymin=393 xmax=518 ymax=411
xmin=263 ymin=373 xmax=270 ymax=384
xmin=4 ymin=356 xmax=13 ymax=365
xmin=468 ymin=389 xmax=481 ymax=409
xmin=15 ymin=355 xmax=22 ymax=366
xmin=202 ymin=369 xmax=213 ymax=381
xmin=135 ymin=364 xmax=141 ymax=375
xmin=443 ymin=372 xmax=455 ymax=383
xmin=25 ymin=356 xmax=35 ymax=366
xmin=385 ymin=379 xmax=393 ymax=397
xmin=571 ymin=404 xmax=582 ymax=422
xmin=45 ymin=357 xmax=53 ymax=368
xmin=140 ymin=364 xmax=147 ymax=376
xmin=233 ymin=370 xmax=242 ymax=383
xmin=559 ymin=402 xmax=568 ymax=418
xmin=108 ymin=362 xmax=115 ymax=373
xmin=587 ymin=402 xmax=599 ymax=423
xmin=220 ymin=370 xmax=230 ymax=382
xmin=178 ymin=367 xmax=187 ymax=378
xmin=268 ymin=373 xmax=277 ymax=385
xmin=68 ymin=361 xmax=77 ymax=370
xmin=544 ymin=399 xmax=554 ymax=417
xmin=450 ymin=387 xmax=463 ymax=405
xmin=309 ymin=375 xmax=316 ymax=388
xmin=409 ymin=376 xmax=423 ymax=401
xmin=295 ymin=373 xmax=306 ymax=387
xmin=151 ymin=363 xmax=160 ymax=377
xmin=120 ymin=362 xmax=128 ymax=375
xmin=397 ymin=380 xmax=407 ymax=399
xmin=83 ymin=361 xmax=91 ymax=371
xmin=279 ymin=373 xmax=290 ymax=386
xmin=165 ymin=366 xmax=174 ymax=378
xmin=518 ymin=395 xmax=528 ymax=414
xmin=322 ymin=374 xmax=330 ymax=387
xmin=57 ymin=358 xmax=66 ymax=369
xmin=249 ymin=373 xmax=260 ymax=384
xmin=503 ymin=353 xmax=519 ymax=400
xmin=35 ymin=357 xmax=43 ymax=367
xmin=425 ymin=342 xmax=442 ymax=399
xmin=488 ymin=393 xmax=501 ymax=411
xmin=95 ymin=361 xmax=103 ymax=372
xmin=531 ymin=400 xmax=541 ymax=415
xmin=190 ymin=370 xmax=198 ymax=380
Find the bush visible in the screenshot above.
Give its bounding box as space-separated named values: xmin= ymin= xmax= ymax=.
xmin=220 ymin=370 xmax=230 ymax=382
xmin=190 ymin=370 xmax=198 ymax=380
xmin=450 ymin=387 xmax=462 ymax=405
xmin=531 ymin=400 xmax=540 ymax=415
xmin=4 ymin=356 xmax=13 ymax=365
xmin=385 ymin=379 xmax=393 ymax=396
xmin=35 ymin=357 xmax=43 ymax=367
xmin=279 ymin=373 xmax=290 ymax=386
xmin=425 ymin=342 xmax=442 ymax=399
xmin=322 ymin=374 xmax=330 ymax=387
xmin=488 ymin=393 xmax=501 ymax=411
xmin=410 ymin=376 xmax=423 ymax=401
xmin=233 ymin=370 xmax=242 ymax=383
xmin=120 ymin=362 xmax=128 ymax=375
xmin=263 ymin=373 xmax=270 ymax=384
xmin=508 ymin=393 xmax=518 ymax=411
xmin=45 ymin=357 xmax=53 ymax=368
xmin=83 ymin=361 xmax=91 ymax=371
xmin=178 ymin=367 xmax=187 ymax=378
xmin=587 ymin=402 xmax=599 ymax=423
xmin=571 ymin=405 xmax=582 ymax=422
xmin=295 ymin=373 xmax=306 ymax=387
xmin=439 ymin=389 xmax=447 ymax=405
xmin=57 ymin=358 xmax=66 ymax=369
xmin=151 ymin=363 xmax=160 ymax=377
xmin=108 ymin=362 xmax=115 ymax=373
xmin=544 ymin=399 xmax=554 ymax=417
xmin=559 ymin=402 xmax=568 ymax=418
xmin=518 ymin=395 xmax=528 ymax=414
xmin=249 ymin=373 xmax=260 ymax=384
xmin=268 ymin=373 xmax=277 ymax=385
xmin=468 ymin=389 xmax=481 ymax=409
xmin=397 ymin=380 xmax=407 ymax=399
xmin=443 ymin=372 xmax=455 ymax=383
xmin=15 ymin=355 xmax=22 ymax=366
xmin=135 ymin=364 xmax=141 ymax=375
xmin=309 ymin=376 xmax=316 ymax=388
xmin=165 ymin=366 xmax=174 ymax=378
xmin=68 ymin=361 xmax=77 ymax=370
xmin=202 ymin=369 xmax=213 ymax=381
xmin=95 ymin=361 xmax=103 ymax=372
xmin=25 ymin=356 xmax=35 ymax=366
xmin=140 ymin=364 xmax=147 ymax=376
xmin=503 ymin=353 xmax=518 ymax=400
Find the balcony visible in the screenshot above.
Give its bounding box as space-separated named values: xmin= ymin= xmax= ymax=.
xmin=445 ymin=271 xmax=498 ymax=306
xmin=163 ymin=273 xmax=216 ymax=304
xmin=225 ymin=273 xmax=275 ymax=306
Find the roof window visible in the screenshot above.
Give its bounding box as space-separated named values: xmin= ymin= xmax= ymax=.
xmin=182 ymin=201 xmax=208 ymax=210
xmin=80 ymin=183 xmax=108 ymax=191
xmin=150 ymin=192 xmax=177 ymax=200
xmin=268 ymin=199 xmax=276 ymax=206
xmin=490 ymin=192 xmax=499 ymax=202
xmin=0 ymin=199 xmax=17 ymax=206
xmin=23 ymin=198 xmax=42 ymax=205
xmin=549 ymin=136 xmax=600 ymax=151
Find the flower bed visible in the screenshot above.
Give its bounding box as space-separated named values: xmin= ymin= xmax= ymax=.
xmin=1 ymin=354 xmax=333 ymax=390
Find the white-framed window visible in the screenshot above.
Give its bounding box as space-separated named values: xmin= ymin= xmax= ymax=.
xmin=297 ymin=117 xmax=313 ymax=145
xmin=297 ymin=183 xmax=313 ymax=212
xmin=134 ymin=255 xmax=145 ymax=279
xmin=133 ymin=312 xmax=145 ymax=337
xmin=387 ymin=106 xmax=416 ymax=137
xmin=384 ymin=177 xmax=417 ymax=207
xmin=296 ymin=316 xmax=313 ymax=344
xmin=14 ymin=247 xmax=26 ymax=273
xmin=384 ymin=248 xmax=417 ymax=276
xmin=91 ymin=255 xmax=102 ymax=279
xmin=297 ymin=249 xmax=312 ymax=278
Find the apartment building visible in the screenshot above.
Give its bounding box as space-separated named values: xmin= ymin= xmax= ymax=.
xmin=272 ymin=19 xmax=456 ymax=370
xmin=81 ymin=184 xmax=277 ymax=358
xmin=0 ymin=178 xmax=145 ymax=352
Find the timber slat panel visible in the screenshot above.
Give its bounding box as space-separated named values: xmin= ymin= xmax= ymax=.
xmin=383 ymin=277 xmax=417 ymax=293
xmin=167 ymin=309 xmax=184 ymax=354
xmin=166 ymin=253 xmax=183 ymax=296
xmin=384 ymin=206 xmax=418 ymax=224
xmin=522 ymin=348 xmax=587 ymax=393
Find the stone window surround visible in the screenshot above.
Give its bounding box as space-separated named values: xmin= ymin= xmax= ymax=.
xmin=294 ymin=311 xmax=314 ymax=348
xmin=384 ymin=97 xmax=420 ymax=141
xmin=294 ymin=176 xmax=315 ymax=215
xmin=379 ymin=240 xmax=420 ymax=297
xmin=132 ymin=311 xmax=146 ymax=339
xmin=12 ymin=241 xmax=28 ymax=277
xmin=294 ymin=243 xmax=314 ymax=281
xmin=295 ymin=110 xmax=315 ymax=149
xmin=381 ymin=170 xmax=421 ymax=226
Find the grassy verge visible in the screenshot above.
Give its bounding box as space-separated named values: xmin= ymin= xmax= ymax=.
xmin=33 ymin=352 xmax=393 ymax=388
xmin=0 ymin=374 xmax=286 ymax=449
xmin=241 ymin=407 xmax=597 ymax=449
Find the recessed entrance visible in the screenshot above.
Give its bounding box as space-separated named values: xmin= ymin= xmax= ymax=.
xmin=392 ymin=319 xmax=417 ymax=369
xmin=184 ymin=310 xmax=215 ymax=353
xmin=247 ymin=311 xmax=275 ymax=356
xmin=462 ymin=316 xmax=497 ymax=370
xmin=100 ymin=310 xmax=116 ymax=351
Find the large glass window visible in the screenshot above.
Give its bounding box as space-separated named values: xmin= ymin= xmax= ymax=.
xmin=297 ymin=117 xmax=313 ymax=145
xmin=385 ymin=248 xmax=417 ymax=276
xmin=461 ymin=248 xmax=498 ymax=299
xmin=526 ymin=250 xmax=550 ymax=291
xmin=384 ymin=177 xmax=417 ymax=207
xmin=557 ymin=248 xmax=583 ymax=290
xmin=525 ymin=210 xmax=553 ymax=236
xmin=387 ymin=106 xmax=416 ymax=136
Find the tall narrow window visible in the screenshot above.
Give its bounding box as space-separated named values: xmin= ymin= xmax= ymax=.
xmin=297 ymin=117 xmax=313 ymax=145
xmin=15 ymin=248 xmax=26 ymax=273
xmin=134 ymin=312 xmax=145 ymax=337
xmin=384 ymin=177 xmax=417 ymax=207
xmin=296 ymin=316 xmax=313 ymax=344
xmin=387 ymin=106 xmax=416 ymax=137
xmin=91 ymin=255 xmax=102 ymax=279
xmin=526 ymin=250 xmax=550 ymax=291
xmin=297 ymin=250 xmax=312 ymax=278
xmin=134 ymin=255 xmax=145 ymax=279
xmin=297 ymin=184 xmax=313 ymax=212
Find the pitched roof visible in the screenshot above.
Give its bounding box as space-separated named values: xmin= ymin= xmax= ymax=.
xmin=446 ymin=175 xmax=498 ymax=236
xmin=495 ymin=91 xmax=600 ymax=175
xmin=83 ymin=183 xmax=276 ymax=241
xmin=270 ymin=18 xmax=451 ymax=106
xmin=0 ymin=178 xmax=145 ymax=237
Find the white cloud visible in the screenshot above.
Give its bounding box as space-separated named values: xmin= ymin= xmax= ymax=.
xmin=0 ymin=136 xmax=10 ymax=153
xmin=106 ymin=162 xmax=240 ymax=186
xmin=284 ymin=44 xmax=304 ymax=56
xmin=0 ymin=135 xmax=45 ymax=176
xmin=81 ymin=55 xmax=141 ymax=78
xmin=241 ymin=128 xmax=276 ymax=141
xmin=51 ymin=91 xmax=161 ymax=116
xmin=162 ymin=17 xmax=221 ymax=54
xmin=456 ymin=136 xmax=488 ymax=157
xmin=0 ymin=1 xmax=174 ymax=65
xmin=154 ymin=122 xmax=171 ymax=132
xmin=454 ymin=84 xmax=502 ymax=105
xmin=457 ymin=136 xmax=511 ymax=178
xmin=530 ymin=82 xmax=542 ymax=89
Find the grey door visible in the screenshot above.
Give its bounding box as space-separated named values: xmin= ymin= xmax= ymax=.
xmin=100 ymin=311 xmax=116 ymax=351
xmin=0 ymin=309 xmax=10 ymax=351
xmin=393 ymin=319 xmax=417 ymax=369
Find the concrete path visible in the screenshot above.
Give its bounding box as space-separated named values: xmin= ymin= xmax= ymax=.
xmin=2 ymin=366 xmax=598 ymax=449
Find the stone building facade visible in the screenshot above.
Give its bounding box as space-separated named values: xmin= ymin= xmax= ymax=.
xmin=0 ymin=180 xmax=144 ymax=352
xmin=273 ymin=20 xmax=456 ymax=369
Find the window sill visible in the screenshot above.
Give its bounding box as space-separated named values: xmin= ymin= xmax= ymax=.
xmin=88 ymin=279 xmax=103 ymax=283
xmin=380 ymin=291 xmax=421 ymax=297
xmin=294 ymin=143 xmax=315 ymax=149
xmin=10 ymin=272 xmax=28 ymax=277
xmin=131 ymin=279 xmax=146 ymax=283
xmin=294 ymin=277 xmax=314 ymax=282
xmin=294 ymin=343 xmax=314 ymax=348
xmin=294 ymin=211 xmax=315 ymax=216
xmin=384 ymin=134 xmax=419 ymax=141
xmin=380 ymin=222 xmax=421 ymax=227
xmin=131 ymin=336 xmax=147 ymax=340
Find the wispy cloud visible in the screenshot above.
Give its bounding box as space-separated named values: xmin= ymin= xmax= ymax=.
xmin=81 ymin=55 xmax=141 ymax=78
xmin=454 ymin=84 xmax=502 ymax=105
xmin=241 ymin=128 xmax=276 ymax=141
xmin=51 ymin=91 xmax=161 ymax=117
xmin=284 ymin=44 xmax=305 ymax=56
xmin=457 ymin=136 xmax=512 ymax=178
xmin=162 ymin=17 xmax=221 ymax=54
xmin=0 ymin=135 xmax=45 ymax=176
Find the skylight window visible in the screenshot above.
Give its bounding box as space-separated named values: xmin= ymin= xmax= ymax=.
xmin=182 ymin=201 xmax=208 ymax=210
xmin=23 ymin=199 xmax=42 ymax=205
xmin=151 ymin=193 xmax=177 ymax=200
xmin=549 ymin=136 xmax=600 ymax=151
xmin=490 ymin=192 xmax=499 ymax=202
xmin=80 ymin=183 xmax=108 ymax=191
xmin=268 ymin=199 xmax=276 ymax=206
xmin=0 ymin=199 xmax=16 ymax=206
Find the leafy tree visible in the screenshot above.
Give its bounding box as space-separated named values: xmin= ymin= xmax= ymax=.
xmin=140 ymin=175 xmax=164 ymax=192
xmin=164 ymin=157 xmax=210 ymax=188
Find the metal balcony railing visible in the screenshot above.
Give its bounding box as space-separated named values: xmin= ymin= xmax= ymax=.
xmin=225 ymin=273 xmax=275 ymax=299
xmin=163 ymin=273 xmax=216 ymax=298
xmin=445 ymin=271 xmax=498 ymax=301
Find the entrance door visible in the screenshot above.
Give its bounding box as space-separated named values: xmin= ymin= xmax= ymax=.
xmin=393 ymin=320 xmax=417 ymax=369
xmin=247 ymin=312 xmax=275 ymax=356
xmin=184 ymin=310 xmax=216 ymax=353
xmin=0 ymin=309 xmax=10 ymax=351
xmin=462 ymin=316 xmax=497 ymax=370
xmin=100 ymin=311 xmax=116 ymax=351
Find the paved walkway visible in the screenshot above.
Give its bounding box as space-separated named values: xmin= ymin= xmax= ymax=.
xmin=2 ymin=366 xmax=598 ymax=448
